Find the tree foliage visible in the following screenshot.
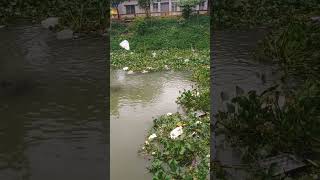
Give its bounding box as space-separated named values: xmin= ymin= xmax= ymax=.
xmin=138 ymin=0 xmax=151 ymax=17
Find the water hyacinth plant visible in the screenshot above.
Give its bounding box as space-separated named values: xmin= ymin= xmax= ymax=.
xmin=140 ymin=113 xmax=210 ymax=179
xmin=216 ymin=81 xmax=320 ymax=178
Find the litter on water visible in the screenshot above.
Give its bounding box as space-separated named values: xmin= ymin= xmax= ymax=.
xmin=120 ymin=40 xmax=130 ymax=50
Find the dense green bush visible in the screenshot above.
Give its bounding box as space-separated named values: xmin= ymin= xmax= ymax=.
xmin=216 ymin=81 xmax=320 ymax=178
xmin=255 ymin=17 xmax=320 ymax=81
xmin=111 ymin=16 xmax=210 ymax=51
xmin=0 ymin=0 xmax=109 ymax=31
xmin=212 ymin=0 xmax=320 ymax=28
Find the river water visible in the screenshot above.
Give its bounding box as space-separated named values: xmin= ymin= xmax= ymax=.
xmin=110 ymin=69 xmax=193 ymax=180
xmin=211 ymin=29 xmax=285 ymax=179
xmin=0 ymin=23 xmax=108 ymax=180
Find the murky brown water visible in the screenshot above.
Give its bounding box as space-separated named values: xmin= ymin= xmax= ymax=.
xmin=0 ymin=23 xmax=108 ymax=180
xmin=110 ymin=69 xmax=193 ymax=180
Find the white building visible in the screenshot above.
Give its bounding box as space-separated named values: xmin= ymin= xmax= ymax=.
xmin=111 ymin=0 xmax=208 ymax=19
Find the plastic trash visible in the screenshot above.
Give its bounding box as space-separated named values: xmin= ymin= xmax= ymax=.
xmin=120 ymin=40 xmax=130 ymax=50
xmin=170 ymin=126 xmax=183 ymax=139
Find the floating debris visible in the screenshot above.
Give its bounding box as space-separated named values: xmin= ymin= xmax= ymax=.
xmin=148 ymin=133 xmax=157 ymax=140
xmin=167 ymin=112 xmax=173 ymax=116
xmin=258 ymin=153 xmax=306 ymax=176
xmin=122 ymin=67 xmax=129 ymax=71
xmin=152 ymin=52 xmax=156 ymax=57
xmin=195 ymin=121 xmax=202 ymax=124
xmin=194 ymin=110 xmax=206 ymax=118
xmin=142 ymin=70 xmax=149 ymax=74
xmin=311 ymin=16 xmax=320 ymax=22
xmin=170 ymin=126 xmax=183 ymax=139
xmin=41 ymin=17 xmax=59 ymax=29
xmin=164 ymin=65 xmax=170 ymax=70
xmin=120 ymin=40 xmax=130 ymax=50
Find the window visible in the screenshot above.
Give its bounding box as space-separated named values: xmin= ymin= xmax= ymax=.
xmin=171 ymin=2 xmax=178 ymax=12
xmin=153 ymin=3 xmax=159 ymax=12
xmin=199 ymin=1 xmax=206 ymax=10
xmin=125 ymin=5 xmax=135 ymax=14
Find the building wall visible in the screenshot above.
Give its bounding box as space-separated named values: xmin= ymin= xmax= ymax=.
xmin=114 ymin=0 xmax=208 ymax=19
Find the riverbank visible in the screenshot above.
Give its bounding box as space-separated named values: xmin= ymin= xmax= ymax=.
xmin=0 ymin=1 xmax=108 ymax=33
xmin=111 ymin=16 xmax=210 ymax=178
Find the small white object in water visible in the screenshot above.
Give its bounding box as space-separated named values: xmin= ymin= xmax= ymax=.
xmin=123 ymin=67 xmax=129 ymax=71
xmin=145 ymin=140 xmax=149 ymax=145
xmin=195 ymin=121 xmax=202 ymax=124
xmin=170 ymin=126 xmax=183 ymax=139
xmin=164 ymin=65 xmax=170 ymax=70
xmin=206 ymin=154 xmax=210 ymax=158
xmin=120 ymin=40 xmax=130 ymax=50
xmin=142 ymin=146 xmax=145 ymax=150
xmin=142 ymin=70 xmax=149 ymax=74
xmin=151 ymin=152 xmax=156 ymax=155
xmin=127 ymin=70 xmax=134 ymax=74
xmin=166 ymin=112 xmax=172 ymax=116
xmin=196 ymin=92 xmax=200 ymax=96
xmin=184 ymin=59 xmax=190 ymax=63
xmin=148 ymin=133 xmax=157 ymax=140
xmin=152 ymin=52 xmax=156 ymax=57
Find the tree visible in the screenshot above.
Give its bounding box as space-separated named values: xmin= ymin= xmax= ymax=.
xmin=177 ymin=0 xmax=205 ymax=19
xmin=111 ymin=0 xmax=125 ymax=19
xmin=138 ymin=0 xmax=151 ymax=17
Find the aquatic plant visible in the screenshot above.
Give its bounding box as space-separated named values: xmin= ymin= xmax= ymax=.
xmin=111 ymin=49 xmax=209 ymax=72
xmin=111 ymin=16 xmax=210 ymax=51
xmin=255 ymin=17 xmax=320 ymax=81
xmin=216 ymin=81 xmax=320 ymax=178
xmin=140 ymin=113 xmax=210 ymax=179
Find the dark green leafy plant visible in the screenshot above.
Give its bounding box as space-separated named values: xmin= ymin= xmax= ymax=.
xmin=216 ymin=81 xmax=320 ymax=178
xmin=255 ymin=17 xmax=320 ymax=81
xmin=0 ymin=0 xmax=109 ymax=32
